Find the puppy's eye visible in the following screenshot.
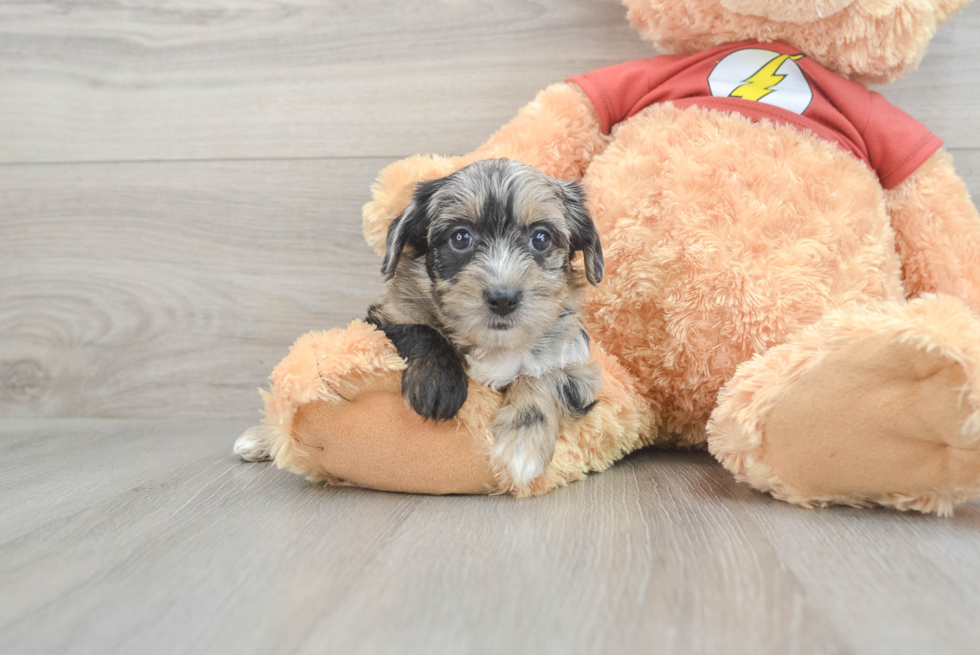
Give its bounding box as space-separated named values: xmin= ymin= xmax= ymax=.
xmin=529 ymin=230 xmax=552 ymax=253
xmin=449 ymin=228 xmax=473 ymax=251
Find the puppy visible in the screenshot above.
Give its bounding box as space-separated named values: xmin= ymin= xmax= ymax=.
xmin=366 ymin=159 xmax=604 ymax=485
xmin=235 ymin=158 xmax=604 ymax=487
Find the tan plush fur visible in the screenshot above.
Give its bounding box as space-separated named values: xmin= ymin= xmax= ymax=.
xmin=887 ymin=149 xmax=980 ymax=311
xmin=624 ymin=0 xmax=972 ymax=84
xmin=258 ymin=0 xmax=980 ymax=514
xmin=707 ymin=294 xmax=980 ymax=516
xmin=579 ymin=103 xmax=905 ymax=446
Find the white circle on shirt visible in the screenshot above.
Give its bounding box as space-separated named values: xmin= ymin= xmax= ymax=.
xmin=707 ymin=48 xmax=813 ymax=115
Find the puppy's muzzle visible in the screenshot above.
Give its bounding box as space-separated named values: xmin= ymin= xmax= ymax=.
xmin=484 ymin=288 xmax=522 ymax=316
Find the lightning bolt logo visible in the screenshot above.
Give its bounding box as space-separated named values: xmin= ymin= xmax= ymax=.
xmin=730 ymin=54 xmax=805 ymax=102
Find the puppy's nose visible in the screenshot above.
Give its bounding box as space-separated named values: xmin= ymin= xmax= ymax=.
xmin=484 ymin=288 xmax=522 ymax=316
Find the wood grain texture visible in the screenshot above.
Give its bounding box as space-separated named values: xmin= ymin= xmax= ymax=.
xmin=0 ymin=0 xmax=652 ymax=163
xmin=1 ymin=0 xmax=976 ymax=165
xmin=0 ymin=159 xmax=384 ymax=419
xmin=0 ymin=418 xmax=253 ymax=542
xmin=1 ymin=420 xmax=979 ymax=655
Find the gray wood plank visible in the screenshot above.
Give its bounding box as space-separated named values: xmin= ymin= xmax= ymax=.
xmin=0 ymin=420 xmax=426 ymax=655
xmin=709 ymin=471 xmax=980 ymax=655
xmin=0 ymin=426 xmax=838 ymax=655
xmin=2 ymin=421 xmax=978 ymax=655
xmin=296 ymin=450 xmax=849 ymax=655
xmin=1 ymin=0 xmax=976 ymax=165
xmin=0 ymin=159 xmax=385 ymax=419
xmin=0 ymin=0 xmax=652 ymax=163
xmin=0 ymin=418 xmax=252 ymax=543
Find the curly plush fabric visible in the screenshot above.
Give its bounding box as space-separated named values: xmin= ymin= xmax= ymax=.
xmin=256 ymin=0 xmax=980 ymax=514
xmin=624 ymin=0 xmax=972 ymax=84
xmin=886 ymin=150 xmax=980 ymax=311
xmin=708 ymin=294 xmax=980 ymax=517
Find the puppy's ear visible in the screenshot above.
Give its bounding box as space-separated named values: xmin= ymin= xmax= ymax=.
xmin=380 ymin=180 xmax=438 ymax=279
xmin=557 ymin=180 xmax=604 ymax=286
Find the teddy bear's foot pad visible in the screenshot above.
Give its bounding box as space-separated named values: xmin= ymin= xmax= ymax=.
xmin=284 ymin=372 xmax=499 ymax=495
xmin=763 ymin=336 xmax=980 ymax=505
xmin=709 ymin=296 xmax=980 ymax=514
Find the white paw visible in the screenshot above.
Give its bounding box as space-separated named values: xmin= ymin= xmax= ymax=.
xmin=490 ymin=404 xmax=556 ymax=488
xmin=233 ymin=426 xmax=273 ymax=462
xmin=504 ymin=446 xmax=547 ymax=487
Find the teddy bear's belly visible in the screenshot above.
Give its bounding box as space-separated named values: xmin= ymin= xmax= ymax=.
xmin=580 ymin=103 xmax=905 ymax=446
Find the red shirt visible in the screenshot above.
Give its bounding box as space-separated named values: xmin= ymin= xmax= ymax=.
xmin=568 ymin=41 xmax=942 ymax=189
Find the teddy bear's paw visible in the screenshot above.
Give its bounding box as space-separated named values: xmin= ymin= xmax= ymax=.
xmin=258 ymin=320 xmax=501 ymax=495
xmin=767 ymin=336 xmax=980 ymax=514
xmin=233 ymin=425 xmax=274 ymax=462
xmin=709 ymin=295 xmax=980 ymax=515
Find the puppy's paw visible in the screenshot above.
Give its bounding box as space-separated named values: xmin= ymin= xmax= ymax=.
xmin=401 ymin=356 xmax=468 ymax=422
xmin=234 ymin=425 xmax=273 ymax=462
xmin=491 ymin=405 xmax=557 ymax=487
xmin=504 ymin=446 xmax=547 ymax=488
xmin=560 ymin=361 xmax=603 ymax=418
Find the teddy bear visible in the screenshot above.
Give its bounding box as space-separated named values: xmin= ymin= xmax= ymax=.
xmin=250 ymin=0 xmax=980 ymax=515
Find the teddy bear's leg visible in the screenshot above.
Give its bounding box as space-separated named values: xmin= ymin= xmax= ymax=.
xmin=256 ymin=320 xmax=501 ymax=495
xmin=707 ymin=294 xmax=980 ymax=515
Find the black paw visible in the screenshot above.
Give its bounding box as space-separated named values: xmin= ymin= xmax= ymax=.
xmin=401 ymin=355 xmax=468 ymax=422
xmin=558 ymin=363 xmax=603 ymax=418
xmin=371 ymin=321 xmax=469 ymax=421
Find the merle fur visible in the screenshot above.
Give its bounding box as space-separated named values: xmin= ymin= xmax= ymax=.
xmin=370 ymin=159 xmax=604 ymax=425
xmin=381 ymin=174 xmax=603 ymax=288
xmin=559 ymin=377 xmax=599 ymax=418
xmin=517 ymin=406 xmax=547 ymax=428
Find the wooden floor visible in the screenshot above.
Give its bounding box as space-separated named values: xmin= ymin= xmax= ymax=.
xmin=3 ymin=1 xmax=980 ymax=654
xmin=4 ymin=421 xmax=980 ymax=654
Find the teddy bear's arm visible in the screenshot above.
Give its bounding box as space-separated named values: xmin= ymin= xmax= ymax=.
xmin=363 ymin=83 xmax=609 ymax=254
xmin=461 ymin=82 xmax=610 ymax=178
xmin=885 ymin=148 xmax=980 ymax=312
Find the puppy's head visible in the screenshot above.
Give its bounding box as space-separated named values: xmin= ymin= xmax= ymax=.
xmin=381 ymin=159 xmax=603 ymax=350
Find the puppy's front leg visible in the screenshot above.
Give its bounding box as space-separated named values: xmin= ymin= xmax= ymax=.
xmin=493 ymin=362 xmax=603 ymax=487
xmin=374 ymin=323 xmax=468 ymax=422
